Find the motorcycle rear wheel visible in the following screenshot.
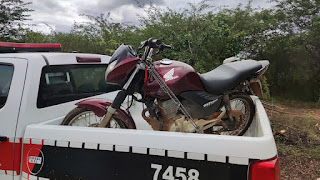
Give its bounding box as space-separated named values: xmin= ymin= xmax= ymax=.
xmin=61 ymin=107 xmax=127 ymax=128
xmin=205 ymin=94 xmax=255 ymax=136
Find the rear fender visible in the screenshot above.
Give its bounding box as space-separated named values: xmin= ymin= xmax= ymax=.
xmin=76 ymin=98 xmax=136 ymax=129
xmin=250 ymin=78 xmax=263 ymax=99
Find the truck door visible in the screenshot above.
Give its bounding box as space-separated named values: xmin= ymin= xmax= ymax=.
xmin=0 ymin=58 xmax=28 ymax=179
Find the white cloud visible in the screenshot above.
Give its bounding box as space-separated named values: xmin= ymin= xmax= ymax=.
xmin=27 ymin=0 xmax=89 ymax=32
xmin=108 ymin=4 xmax=149 ymax=24
xmin=26 ymin=0 xmax=160 ymax=33
xmin=25 ymin=0 xmax=276 ymax=33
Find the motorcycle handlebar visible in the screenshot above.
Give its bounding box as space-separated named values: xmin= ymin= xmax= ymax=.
xmin=163 ymin=44 xmax=172 ymax=49
xmin=138 ymin=38 xmax=172 ymax=51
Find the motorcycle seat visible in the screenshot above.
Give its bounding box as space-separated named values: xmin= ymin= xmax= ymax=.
xmin=200 ymin=60 xmax=262 ymax=94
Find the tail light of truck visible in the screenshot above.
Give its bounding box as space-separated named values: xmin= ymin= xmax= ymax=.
xmin=249 ymin=156 xmax=280 ymax=180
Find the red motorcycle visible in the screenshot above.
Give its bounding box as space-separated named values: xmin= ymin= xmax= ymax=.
xmin=62 ymin=38 xmax=269 ymax=135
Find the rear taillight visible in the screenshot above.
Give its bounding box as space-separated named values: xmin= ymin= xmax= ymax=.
xmin=249 ymin=156 xmax=280 ymax=180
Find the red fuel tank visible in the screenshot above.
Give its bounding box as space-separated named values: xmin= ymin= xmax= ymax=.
xmin=142 ymin=60 xmax=204 ymax=99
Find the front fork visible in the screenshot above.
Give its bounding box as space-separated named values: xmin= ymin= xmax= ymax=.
xmin=98 ymin=66 xmax=140 ymax=128
xmin=98 ymin=90 xmax=128 ymax=127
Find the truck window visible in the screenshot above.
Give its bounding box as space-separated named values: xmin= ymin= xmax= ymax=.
xmin=37 ymin=64 xmax=121 ymax=108
xmin=0 ymin=64 xmax=14 ymax=108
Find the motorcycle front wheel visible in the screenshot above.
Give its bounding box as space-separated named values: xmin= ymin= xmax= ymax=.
xmin=61 ymin=107 xmax=127 ymax=128
xmin=206 ymin=94 xmax=255 ymax=136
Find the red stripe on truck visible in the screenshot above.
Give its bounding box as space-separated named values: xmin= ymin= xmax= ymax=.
xmin=0 ymin=138 xmax=22 ymax=175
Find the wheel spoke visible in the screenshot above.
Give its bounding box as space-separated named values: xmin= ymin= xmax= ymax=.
xmin=234 ymin=100 xmax=241 ymax=109
xmin=83 ymin=113 xmax=90 ymax=126
xmin=209 ymin=96 xmax=252 ymax=136
xmin=240 ymin=106 xmax=245 ymax=113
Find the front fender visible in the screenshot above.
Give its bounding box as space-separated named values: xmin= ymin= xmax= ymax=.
xmin=76 ymin=98 xmax=136 ymax=129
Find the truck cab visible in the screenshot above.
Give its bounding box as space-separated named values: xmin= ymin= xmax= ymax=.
xmin=0 ymin=42 xmax=122 ymax=179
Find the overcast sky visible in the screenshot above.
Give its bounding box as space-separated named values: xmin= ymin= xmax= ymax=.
xmin=26 ymin=0 xmax=276 ymax=33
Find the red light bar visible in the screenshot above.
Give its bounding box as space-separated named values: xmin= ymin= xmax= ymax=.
xmin=0 ymin=42 xmax=61 ymax=53
xmin=76 ymin=56 xmax=101 ymax=63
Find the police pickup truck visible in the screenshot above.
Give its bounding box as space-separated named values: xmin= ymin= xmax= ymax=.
xmin=0 ymin=42 xmax=279 ymax=180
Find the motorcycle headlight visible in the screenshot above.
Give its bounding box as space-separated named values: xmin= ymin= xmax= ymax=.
xmin=105 ymin=61 xmax=117 ymax=81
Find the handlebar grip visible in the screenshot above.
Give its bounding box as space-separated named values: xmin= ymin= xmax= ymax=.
xmin=163 ymin=44 xmax=172 ymax=49
xmin=138 ymin=40 xmax=147 ymax=50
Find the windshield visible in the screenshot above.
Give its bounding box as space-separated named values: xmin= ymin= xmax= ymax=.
xmin=109 ymin=44 xmax=137 ymax=64
xmin=0 ymin=64 xmax=14 ymax=108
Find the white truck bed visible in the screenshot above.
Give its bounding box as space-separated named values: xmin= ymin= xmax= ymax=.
xmin=20 ymin=97 xmax=277 ymax=180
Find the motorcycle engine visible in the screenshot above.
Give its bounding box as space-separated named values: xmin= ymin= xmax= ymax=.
xmin=157 ymin=99 xmax=179 ymax=120
xmin=157 ymin=99 xmax=203 ymax=132
xmin=143 ymin=99 xmax=218 ymax=133
xmin=142 ymin=99 xmax=180 ymax=131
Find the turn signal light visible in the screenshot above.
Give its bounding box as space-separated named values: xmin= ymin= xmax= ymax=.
xmin=249 ymin=156 xmax=280 ymax=180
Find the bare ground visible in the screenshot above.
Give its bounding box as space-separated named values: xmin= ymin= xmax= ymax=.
xmin=264 ymin=102 xmax=320 ymax=180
